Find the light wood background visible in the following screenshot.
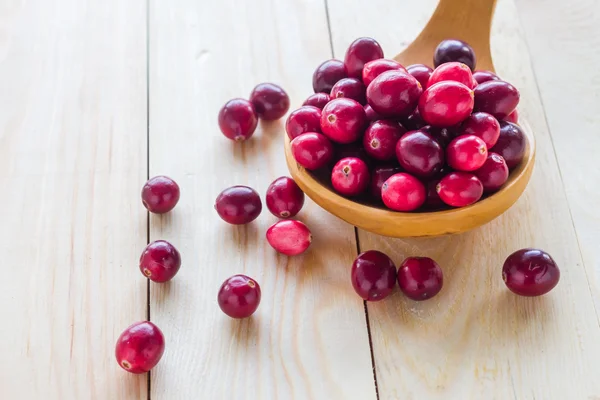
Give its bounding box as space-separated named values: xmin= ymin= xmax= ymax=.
xmin=0 ymin=0 xmax=598 ymax=399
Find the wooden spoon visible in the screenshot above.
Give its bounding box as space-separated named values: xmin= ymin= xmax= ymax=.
xmin=284 ymin=0 xmax=535 ymax=237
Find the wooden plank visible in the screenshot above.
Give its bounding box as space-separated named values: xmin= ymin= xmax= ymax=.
xmin=326 ymin=0 xmax=600 ymax=398
xmin=148 ymin=1 xmax=375 ymax=399
xmin=0 ymin=1 xmax=148 ymax=399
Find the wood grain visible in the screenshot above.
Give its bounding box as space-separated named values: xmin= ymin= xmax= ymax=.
xmin=0 ymin=0 xmax=148 ymax=399
xmin=148 ymin=1 xmax=375 ymax=398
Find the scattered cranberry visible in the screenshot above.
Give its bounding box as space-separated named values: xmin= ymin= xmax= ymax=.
xmin=303 ymin=93 xmax=330 ymax=109
xmin=285 ymin=106 xmax=322 ymax=140
xmin=396 ymin=130 xmax=444 ymax=178
xmin=502 ymin=249 xmax=560 ymax=297
xmin=266 ymin=220 xmax=312 ymax=256
xmin=505 ymin=109 xmax=519 ymax=124
xmin=472 ymin=70 xmax=499 ymax=84
xmin=460 ymin=112 xmax=500 ymax=149
xmin=425 ymin=180 xmax=444 ymax=208
xmin=214 ymin=186 xmax=262 ymax=225
xmin=475 ymin=153 xmax=509 ymax=192
xmin=364 ymin=104 xmax=382 ymax=121
xmin=344 ymin=37 xmax=384 ymax=78
xmin=381 ymin=173 xmax=426 ymax=211
xmin=447 ymin=135 xmax=488 ymax=171
xmin=362 ymin=59 xmax=407 ymax=86
xmin=490 ymin=121 xmax=526 ymax=169
xmin=218 ymin=98 xmax=258 ymax=141
xmin=249 ymin=83 xmax=290 ymax=120
xmin=363 ymin=120 xmax=406 ymax=161
xmin=291 ymin=132 xmax=334 ymax=170
xmin=266 ymin=177 xmax=305 ymax=218
xmin=139 ymin=240 xmax=181 ymax=283
xmin=406 ymin=64 xmax=433 ymax=88
xmin=217 ymin=274 xmax=261 ymax=318
xmin=419 ymin=81 xmax=474 ymax=127
xmin=433 ymin=39 xmax=476 ymax=71
xmin=115 ymin=321 xmax=165 ymax=374
xmin=351 ymin=250 xmax=397 ymax=301
xmin=331 ymin=157 xmax=370 ymax=196
xmin=436 ymin=172 xmax=483 ymax=207
xmin=141 ymin=176 xmax=181 ymax=214
xmin=398 ymin=257 xmax=443 ymax=301
xmin=474 ymin=80 xmax=520 ymax=120
xmin=370 ymin=166 xmax=402 ymax=200
xmin=427 ymin=62 xmax=474 ymax=88
xmin=313 ymin=59 xmax=347 ymax=93
xmin=402 ymin=108 xmax=426 ymax=130
xmin=366 ymin=70 xmax=422 ymax=118
xmin=330 ymin=78 xmax=367 ymax=105
xmin=321 ymin=98 xmax=366 ymax=144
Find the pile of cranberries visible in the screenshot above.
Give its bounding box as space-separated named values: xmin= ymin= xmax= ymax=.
xmin=288 ymin=37 xmax=525 ymax=211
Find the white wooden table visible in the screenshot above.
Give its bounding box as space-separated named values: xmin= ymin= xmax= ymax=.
xmin=1 ymin=0 xmax=599 ymax=398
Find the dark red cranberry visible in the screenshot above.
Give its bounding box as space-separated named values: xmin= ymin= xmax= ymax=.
xmin=490 ymin=121 xmax=526 ymax=169
xmin=330 ymin=78 xmax=367 ymax=105
xmin=141 ymin=176 xmax=181 ymax=214
xmin=502 ymin=249 xmax=560 ymax=297
xmin=313 ymin=59 xmax=347 ymax=93
xmin=475 ymin=153 xmax=509 ymax=192
xmin=433 ymin=39 xmax=476 ymax=71
xmin=398 ymin=257 xmax=443 ymax=301
xmin=505 ymin=109 xmax=519 ymax=124
xmin=218 ymin=98 xmax=258 ymax=141
xmin=334 ymin=142 xmax=372 ymax=166
xmin=472 ymin=70 xmax=499 ymax=84
xmin=364 ymin=104 xmax=382 ymax=121
xmin=321 ymin=98 xmax=366 ymax=144
xmin=474 ymin=80 xmax=520 ymax=120
xmin=266 ymin=220 xmax=312 ymax=256
xmin=285 ymin=106 xmax=322 ymax=140
xmin=290 ymin=132 xmax=334 ymax=170
xmin=427 ymin=62 xmax=474 ymax=88
xmin=419 ymin=81 xmax=474 ymax=127
xmin=425 ymin=126 xmax=455 ymax=148
xmin=402 ymin=108 xmax=426 ymax=130
xmin=249 ymin=83 xmax=290 ymax=120
xmin=437 ymin=172 xmax=483 ymax=207
xmin=303 ymin=93 xmax=330 ymax=109
xmin=115 ymin=321 xmax=165 ymax=374
xmin=331 ymin=157 xmax=370 ymax=196
xmin=381 ymin=173 xmax=426 ymax=211
xmin=406 ymin=64 xmax=433 ymax=88
xmin=366 ymin=70 xmax=422 ymax=118
xmin=139 ymin=240 xmax=181 ymax=283
xmin=363 ymin=120 xmax=406 ymax=161
xmin=344 ymin=37 xmax=384 ymax=79
xmin=217 ymin=274 xmax=261 ymax=318
xmin=265 ymin=177 xmax=305 ymax=218
xmin=447 ymin=135 xmax=488 ymax=171
xmin=351 ymin=250 xmax=397 ymax=301
xmin=459 ymin=112 xmax=500 ymax=149
xmin=214 ymin=186 xmax=262 ymax=225
xmin=362 ymin=59 xmax=407 ymax=86
xmin=425 ymin=180 xmax=444 ymax=208
xmin=396 ymin=130 xmax=444 ymax=178
xmin=370 ymin=166 xmax=403 ymax=200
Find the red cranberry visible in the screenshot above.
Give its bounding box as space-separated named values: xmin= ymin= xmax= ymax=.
xmin=266 ymin=177 xmax=305 ymax=218
xmin=351 ymin=250 xmax=397 ymax=301
xmin=402 ymin=108 xmax=426 ymax=130
xmin=396 ymin=130 xmax=444 ymax=178
xmin=474 ymin=80 xmax=520 ymax=120
xmin=218 ymin=98 xmax=258 ymax=141
xmin=475 ymin=153 xmax=509 ymax=192
xmin=303 ymin=93 xmax=330 ymax=109
xmin=406 ymin=64 xmax=433 ymax=88
xmin=505 ymin=109 xmax=519 ymax=124
xmin=433 ymin=39 xmax=476 ymax=71
xmin=331 ymin=157 xmax=370 ymax=196
xmin=447 ymin=135 xmax=488 ymax=171
xmin=425 ymin=180 xmax=444 ymax=208
xmin=427 ymin=62 xmax=474 ymax=88
xmin=364 ymin=104 xmax=382 ymax=122
xmin=313 ymin=59 xmax=347 ymax=93
xmin=398 ymin=257 xmax=443 ymax=301
xmin=214 ymin=185 xmax=262 ymax=225
xmin=321 ymin=98 xmax=366 ymax=144
xmin=141 ymin=176 xmax=180 ymax=214
xmin=362 ymin=59 xmax=406 ymax=87
xmin=363 ymin=120 xmax=406 ymax=161
xmin=115 ymin=321 xmax=165 ymax=374
xmin=285 ymin=106 xmax=322 ymax=140
xmin=381 ymin=173 xmax=426 ymax=211
xmin=217 ymin=274 xmax=261 ymax=318
xmin=249 ymin=83 xmax=290 ymax=120
xmin=266 ymin=220 xmax=312 ymax=256
xmin=330 ymin=78 xmax=367 ymax=105
xmin=490 ymin=121 xmax=526 ymax=169
xmin=290 ymin=132 xmax=334 ymax=170
xmin=366 ymin=70 xmax=422 ymax=118
xmin=139 ymin=240 xmax=181 ymax=283
xmin=472 ymin=70 xmax=499 ymax=84
xmin=459 ymin=112 xmax=500 ymax=149
xmin=344 ymin=37 xmax=384 ymax=79
xmin=419 ymin=81 xmax=474 ymax=127
xmin=437 ymin=172 xmax=483 ymax=207
xmin=502 ymin=249 xmax=560 ymax=297
xmin=370 ymin=166 xmax=402 ymax=200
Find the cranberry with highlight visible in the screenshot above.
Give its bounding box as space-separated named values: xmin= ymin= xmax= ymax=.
xmin=351 ymin=250 xmax=397 ymax=301
xmin=502 ymin=249 xmax=560 ymax=297
xmin=370 ymin=166 xmax=402 ymax=201
xmin=490 ymin=121 xmax=526 ymax=169
xmin=364 ymin=104 xmax=382 ymax=122
xmin=214 ymin=185 xmax=262 ymax=225
xmin=344 ymin=37 xmax=384 ymax=79
xmin=285 ymin=106 xmax=322 ymax=140
xmin=331 ymin=157 xmax=370 ymax=196
xmin=266 ymin=220 xmax=312 ymax=256
xmin=321 ymin=98 xmax=366 ymax=144
xmin=474 ymin=80 xmax=520 ymax=120
xmin=218 ymin=274 xmax=261 ymax=318
xmin=366 ymin=70 xmax=422 ymax=118
xmin=313 ymin=59 xmax=347 ymax=93
xmin=142 ymin=176 xmax=180 ymax=214
xmin=362 ymin=59 xmax=406 ymax=86
xmin=437 ymin=172 xmax=483 ymax=207
xmin=115 ymin=321 xmax=165 ymax=374
xmin=427 ymin=62 xmax=474 ymax=88
xmin=419 ymin=81 xmax=474 ymax=127
xmin=381 ymin=173 xmax=426 ymax=211
xmin=447 ymin=135 xmax=488 ymax=171
xmin=475 ymin=153 xmax=509 ymax=192
xmin=407 ymin=64 xmax=433 ymax=89
xmin=290 ymin=132 xmax=334 ymax=170
xmin=330 ymin=78 xmax=367 ymax=105
xmin=398 ymin=257 xmax=443 ymax=301
xmin=266 ymin=177 xmax=305 ymax=218
xmin=218 ymin=98 xmax=258 ymax=141
xmin=249 ymin=83 xmax=290 ymax=120
xmin=472 ymin=70 xmax=499 ymax=84
xmin=396 ymin=130 xmax=444 ymax=178
xmin=303 ymin=93 xmax=330 ymax=109
xmin=460 ymin=112 xmax=500 ymax=149
xmin=139 ymin=240 xmax=181 ymax=283
xmin=433 ymin=39 xmax=476 ymax=71
xmin=363 ymin=120 xmax=406 ymax=161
